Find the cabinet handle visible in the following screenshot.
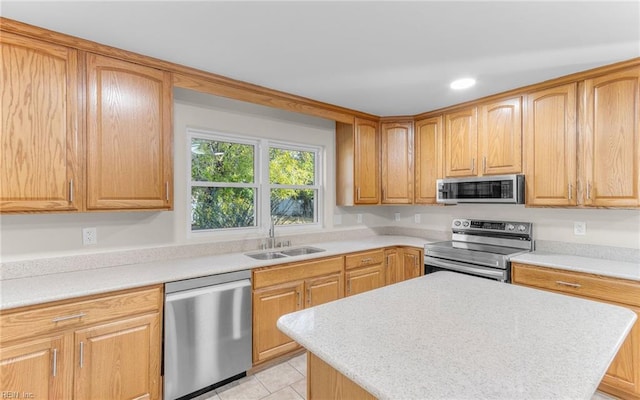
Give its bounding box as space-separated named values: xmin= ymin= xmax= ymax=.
xmin=306 ymin=288 xmax=311 ymax=306
xmin=165 ymin=182 xmax=170 ymax=201
xmin=471 ymin=158 xmax=475 ymax=174
xmin=568 ymin=183 xmax=572 ymax=200
xmin=361 ymin=257 xmax=373 ymax=264
xmin=555 ymin=280 xmax=582 ymax=289
xmin=296 ymin=291 xmax=301 ymax=307
xmin=586 ymin=181 xmax=592 ymax=200
xmin=69 ymin=180 xmax=74 ymax=202
xmin=52 ymin=312 xmax=86 ymax=323
xmin=347 ymin=279 xmax=351 ymax=294
xmin=382 ymin=188 xmax=385 ymax=200
xmin=79 ymin=341 xmax=85 ymax=368
xmin=52 ymin=348 xmax=58 ymax=377
xmin=482 ymin=157 xmax=486 ymax=173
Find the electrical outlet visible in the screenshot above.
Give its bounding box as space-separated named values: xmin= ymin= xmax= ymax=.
xmin=356 ymin=214 xmax=363 ymax=224
xmin=333 ymin=214 xmax=342 ymax=225
xmin=394 ymin=212 xmax=401 ymax=222
xmin=414 ymin=213 xmax=421 ymax=224
xmin=82 ymin=227 xmax=97 ymax=245
xmin=574 ymin=221 xmax=586 ymax=236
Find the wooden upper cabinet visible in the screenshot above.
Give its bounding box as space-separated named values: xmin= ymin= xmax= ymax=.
xmin=0 ymin=33 xmax=81 ymax=212
xmin=523 ymin=83 xmax=577 ymax=206
xmin=85 ymin=53 xmax=172 ymax=211
xmin=478 ymin=97 xmax=522 ymax=175
xmin=444 ymin=107 xmax=477 ymax=177
xmin=354 ymin=118 xmax=380 ymax=204
xmin=580 ymin=66 xmax=640 ymax=207
xmin=381 ymin=121 xmax=413 ymax=204
xmin=336 ymin=118 xmax=380 ymax=205
xmin=414 ymin=116 xmax=443 ymax=204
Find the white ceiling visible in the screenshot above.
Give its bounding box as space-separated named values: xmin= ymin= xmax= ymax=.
xmin=2 ymin=1 xmax=639 ymax=116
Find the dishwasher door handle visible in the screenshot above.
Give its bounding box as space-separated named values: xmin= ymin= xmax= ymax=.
xmin=165 ymin=279 xmax=251 ymax=303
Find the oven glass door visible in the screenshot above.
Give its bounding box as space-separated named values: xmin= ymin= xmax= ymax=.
xmin=424 ymin=256 xmax=509 ymax=282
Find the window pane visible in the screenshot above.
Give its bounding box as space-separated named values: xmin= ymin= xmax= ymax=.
xmin=269 ymin=148 xmax=315 ymax=185
xmin=191 ymin=138 xmax=254 ymax=183
xmin=271 ymin=189 xmax=315 ymax=225
xmin=192 ymin=187 xmax=255 ymax=230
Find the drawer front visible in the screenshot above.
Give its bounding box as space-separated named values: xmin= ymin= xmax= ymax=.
xmin=253 ymin=257 xmax=344 ymax=289
xmin=512 ymin=263 xmax=640 ymax=307
xmin=0 ymin=285 xmax=162 ymax=344
xmin=345 ymin=249 xmax=384 ymax=269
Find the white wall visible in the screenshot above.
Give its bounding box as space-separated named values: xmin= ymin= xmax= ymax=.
xmin=1 ymin=91 xmax=639 ymax=262
xmin=385 ymin=204 xmax=640 ymax=249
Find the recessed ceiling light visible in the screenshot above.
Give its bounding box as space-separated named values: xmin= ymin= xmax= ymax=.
xmin=450 ymin=78 xmax=476 ymax=90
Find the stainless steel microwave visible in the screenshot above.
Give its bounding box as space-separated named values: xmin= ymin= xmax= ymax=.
xmin=436 ymin=174 xmax=525 ymax=204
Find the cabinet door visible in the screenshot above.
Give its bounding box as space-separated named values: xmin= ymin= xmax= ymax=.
xmin=306 ymin=274 xmax=343 ymax=307
xmin=601 ymin=305 xmax=640 ymax=398
xmin=445 ymin=107 xmax=477 ymax=177
xmin=523 ymin=83 xmax=577 ymax=206
xmin=381 ymin=121 xmax=413 ymax=204
xmin=0 ymin=335 xmax=71 ymax=399
xmin=74 ymin=312 xmax=161 ymax=400
xmin=414 ymin=116 xmax=443 ymax=204
xmin=345 ymin=264 xmax=384 ymax=297
xmin=354 ymin=118 xmax=380 ymax=204
xmin=253 ymin=283 xmax=303 ymax=363
xmin=0 ymin=33 xmax=81 ymax=212
xmin=402 ymin=248 xmax=423 ymax=281
xmin=478 ymin=97 xmax=522 ymax=175
xmin=581 ymin=67 xmax=640 ymax=207
xmin=384 ymin=248 xmax=401 ymax=286
xmin=86 ymin=53 xmax=172 ymax=211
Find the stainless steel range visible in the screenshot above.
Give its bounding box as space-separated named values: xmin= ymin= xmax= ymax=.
xmin=424 ymin=219 xmax=534 ymax=282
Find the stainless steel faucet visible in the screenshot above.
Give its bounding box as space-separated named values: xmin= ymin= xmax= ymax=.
xmin=268 ymin=219 xmax=276 ymax=249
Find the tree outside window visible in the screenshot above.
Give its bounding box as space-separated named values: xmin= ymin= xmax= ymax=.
xmin=189 ymin=131 xmax=321 ymax=232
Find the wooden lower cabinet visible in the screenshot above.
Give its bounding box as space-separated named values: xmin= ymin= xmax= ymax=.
xmin=74 ymin=313 xmax=160 ymax=400
xmin=384 ymin=247 xmax=423 ymax=286
xmin=402 ymin=247 xmax=423 ymax=281
xmin=512 ymin=263 xmax=640 ymax=399
xmin=253 ymin=282 xmax=304 ymax=363
xmin=308 ymin=352 xmax=375 ymax=400
xmin=252 ymin=257 xmax=345 ymax=364
xmin=0 ymin=285 xmax=162 ymax=400
xmin=0 ymin=335 xmax=72 ymax=399
xmin=346 ymin=265 xmax=385 ymax=296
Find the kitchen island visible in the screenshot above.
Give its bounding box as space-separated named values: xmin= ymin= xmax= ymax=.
xmin=277 ymin=272 xmax=637 ymax=400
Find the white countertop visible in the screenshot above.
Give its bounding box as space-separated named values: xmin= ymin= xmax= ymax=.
xmin=278 ymin=272 xmax=637 ymax=400
xmin=0 ymin=235 xmax=428 ymax=310
xmin=511 ymin=251 xmax=640 ymax=281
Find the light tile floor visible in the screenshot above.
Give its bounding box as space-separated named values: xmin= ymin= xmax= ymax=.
xmin=197 ymin=353 xmax=307 ymax=400
xmin=194 ymin=352 xmax=618 ymax=400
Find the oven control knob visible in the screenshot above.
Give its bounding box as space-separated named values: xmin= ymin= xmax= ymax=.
xmin=454 ymin=220 xmax=461 ymax=227
xmin=517 ymin=224 xmax=527 ymax=232
xmin=506 ymin=224 xmax=515 ymax=231
xmin=462 ymin=221 xmax=470 ymax=227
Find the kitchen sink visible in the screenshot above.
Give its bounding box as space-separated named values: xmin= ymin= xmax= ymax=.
xmin=280 ymin=246 xmax=325 ymax=257
xmin=245 ymin=246 xmax=325 ymax=260
xmin=245 ymin=251 xmax=288 ymax=260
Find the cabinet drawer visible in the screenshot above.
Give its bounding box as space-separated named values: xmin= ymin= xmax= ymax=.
xmin=345 ymin=249 xmax=384 ymax=269
xmin=512 ymin=263 xmax=640 ymax=307
xmin=0 ymin=285 xmax=162 ymax=344
xmin=253 ymin=257 xmax=344 ymax=289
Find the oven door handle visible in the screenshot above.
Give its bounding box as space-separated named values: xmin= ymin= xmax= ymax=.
xmin=424 ymin=256 xmax=507 ymax=281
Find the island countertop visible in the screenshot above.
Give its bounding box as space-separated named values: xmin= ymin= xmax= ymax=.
xmin=277 ymin=272 xmax=637 ymax=400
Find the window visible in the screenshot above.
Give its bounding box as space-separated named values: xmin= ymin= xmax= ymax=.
xmin=189 ymin=130 xmax=322 ymax=233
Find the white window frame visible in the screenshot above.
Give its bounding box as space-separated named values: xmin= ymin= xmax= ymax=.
xmin=187 ymin=128 xmax=323 ymax=237
xmin=262 ymin=141 xmax=323 ymax=233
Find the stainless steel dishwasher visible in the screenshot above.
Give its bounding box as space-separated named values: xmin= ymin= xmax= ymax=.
xmin=164 ymin=270 xmax=252 ymax=400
